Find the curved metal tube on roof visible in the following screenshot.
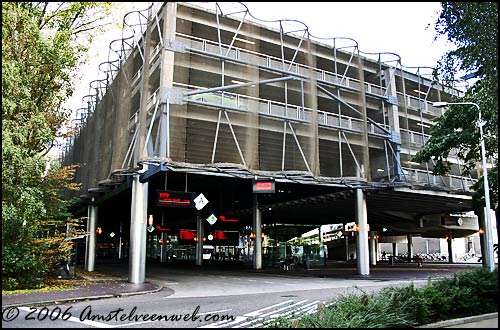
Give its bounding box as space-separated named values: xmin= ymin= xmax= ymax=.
xmin=308 ymin=35 xmax=359 ymax=52
xmin=98 ymin=60 xmax=119 ymax=75
xmin=359 ymin=50 xmax=402 ymax=67
xmin=401 ymin=64 xmax=470 ymax=93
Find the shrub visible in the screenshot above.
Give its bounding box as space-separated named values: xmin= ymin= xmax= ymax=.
xmin=264 ymin=267 xmax=498 ymax=328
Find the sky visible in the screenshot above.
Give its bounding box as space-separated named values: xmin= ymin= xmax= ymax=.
xmin=63 ymin=2 xmax=454 ymax=132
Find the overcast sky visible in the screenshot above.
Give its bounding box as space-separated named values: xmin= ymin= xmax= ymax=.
xmin=65 ymin=2 xmax=454 ymax=119
xmin=240 ymin=2 xmax=452 ymax=68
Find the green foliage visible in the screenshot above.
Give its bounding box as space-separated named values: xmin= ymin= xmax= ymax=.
xmin=429 ymin=267 xmax=498 ymax=316
xmin=412 ymin=2 xmax=498 ymax=211
xmin=380 ymin=283 xmax=431 ymax=324
xmin=265 ymin=267 xmax=498 ymax=328
xmin=2 ymin=2 xmax=114 ymax=290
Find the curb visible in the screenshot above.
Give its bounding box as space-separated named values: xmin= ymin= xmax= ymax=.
xmin=417 ymin=312 xmax=498 ymax=328
xmin=1 ymin=283 xmax=164 ymax=308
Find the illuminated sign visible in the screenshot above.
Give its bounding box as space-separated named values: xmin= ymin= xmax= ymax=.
xmin=157 ymin=190 xmax=195 ymax=208
xmin=207 ymin=231 xmax=239 ymax=245
xmin=252 ymin=178 xmax=275 ymax=194
xmin=219 ymin=215 xmax=239 ymax=223
xmin=178 ymin=229 xmax=197 ymax=244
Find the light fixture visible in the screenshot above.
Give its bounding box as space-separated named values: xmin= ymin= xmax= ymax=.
xmin=231 ymin=79 xmax=246 ymax=85
xmin=432 ymin=102 xmax=448 ymax=108
xmin=404 ymin=160 xmax=420 ymax=166
xmin=417 ymin=122 xmax=431 ymax=128
xmin=413 ymin=89 xmax=427 ymax=96
xmin=377 ymin=168 xmax=385 ymax=172
xmin=233 ymin=36 xmax=255 ymax=45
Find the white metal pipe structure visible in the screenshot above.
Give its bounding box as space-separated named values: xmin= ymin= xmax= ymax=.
xmin=129 ymin=174 xmax=148 ymax=284
xmin=196 ymin=211 xmax=203 ymax=266
xmin=253 ymin=194 xmax=262 ymax=270
xmin=433 ymin=101 xmax=495 ymax=271
xmin=355 ymin=189 xmax=369 ymax=275
xmin=85 ymin=198 xmax=97 ymax=272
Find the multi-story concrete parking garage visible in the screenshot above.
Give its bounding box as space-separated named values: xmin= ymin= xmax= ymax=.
xmin=60 ymin=2 xmax=495 ymax=283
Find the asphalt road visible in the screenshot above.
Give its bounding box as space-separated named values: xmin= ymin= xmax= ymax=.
xmin=3 ymin=261 xmax=481 ymax=328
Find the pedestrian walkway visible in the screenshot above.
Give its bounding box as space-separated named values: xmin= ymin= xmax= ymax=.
xmin=1 ymin=271 xmax=161 ymax=307
xmin=2 ymin=262 xmax=497 ymax=328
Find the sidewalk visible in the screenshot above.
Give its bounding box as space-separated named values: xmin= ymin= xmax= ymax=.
xmin=1 ymin=271 xmax=161 ymax=308
xmin=2 ymin=263 xmax=497 ymax=328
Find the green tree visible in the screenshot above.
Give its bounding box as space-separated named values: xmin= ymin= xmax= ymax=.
xmin=412 ymin=2 xmax=498 ymax=216
xmin=2 ymin=2 xmax=114 ymax=289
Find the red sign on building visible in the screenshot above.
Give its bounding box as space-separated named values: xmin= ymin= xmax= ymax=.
xmin=252 ymin=178 xmax=275 ymax=194
xmin=157 ymin=190 xmax=195 ymax=208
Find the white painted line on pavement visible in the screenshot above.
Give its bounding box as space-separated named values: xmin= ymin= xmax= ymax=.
xmin=243 ymin=299 xmax=293 ymax=317
xmin=197 ymin=308 xmax=232 ymax=316
xmin=257 ymin=299 xmax=308 ymax=318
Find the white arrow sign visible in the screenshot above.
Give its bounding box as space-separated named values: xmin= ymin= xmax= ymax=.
xmin=194 ymin=193 xmax=209 ymax=210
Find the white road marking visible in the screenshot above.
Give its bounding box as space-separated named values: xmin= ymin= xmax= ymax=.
xmin=197 ymin=308 xmax=232 ymax=316
xmin=243 ymin=300 xmax=293 ymax=317
xmin=201 ymin=299 xmax=323 ymax=328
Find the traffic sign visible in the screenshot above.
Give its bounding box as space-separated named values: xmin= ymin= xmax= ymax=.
xmin=194 ymin=193 xmax=209 ymax=210
xmin=206 ymin=214 xmax=218 ymax=225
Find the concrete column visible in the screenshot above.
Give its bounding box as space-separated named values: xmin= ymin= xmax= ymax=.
xmin=356 ymin=189 xmax=369 ymax=275
xmin=118 ymin=220 xmax=123 ymax=259
xmin=129 ymin=174 xmax=148 ymax=284
xmin=196 ymin=212 xmax=203 ymax=266
xmin=369 ymin=231 xmax=377 ymax=266
xmin=160 ymin=231 xmax=168 ymax=262
xmin=407 ymin=234 xmax=414 ymax=262
xmin=253 ymin=194 xmax=262 ymax=270
xmin=85 ymin=199 xmax=97 ymax=272
xmin=447 ymin=231 xmax=455 ymax=263
xmin=345 ymin=236 xmax=350 ymax=261
xmin=392 ymin=242 xmax=398 ymax=258
xmin=159 ymin=3 xmax=177 ymax=159
xmin=384 ymin=68 xmax=402 ymax=180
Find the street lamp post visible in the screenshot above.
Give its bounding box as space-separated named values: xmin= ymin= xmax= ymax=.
xmin=433 ymin=101 xmax=495 ymax=271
